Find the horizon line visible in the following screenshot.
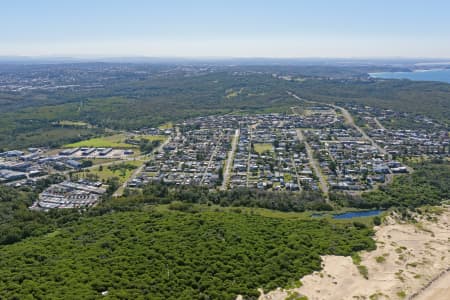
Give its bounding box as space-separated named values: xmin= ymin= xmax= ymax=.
xmin=1 ymin=55 xmax=450 ymax=62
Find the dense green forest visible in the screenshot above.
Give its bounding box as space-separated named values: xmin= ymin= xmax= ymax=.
xmin=287 ymin=78 xmax=450 ymax=124
xmin=0 ymin=207 xmax=375 ymax=299
xmin=0 ymin=175 xmax=67 ymax=245
xmin=138 ymin=184 xmax=333 ymax=212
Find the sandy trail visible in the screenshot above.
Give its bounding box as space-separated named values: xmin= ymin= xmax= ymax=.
xmin=258 ymin=207 xmax=450 ymax=300
xmin=412 ymin=270 xmax=450 ymax=300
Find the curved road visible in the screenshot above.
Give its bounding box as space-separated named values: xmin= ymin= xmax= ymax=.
xmin=289 ymin=92 xmax=389 ymax=157
xmin=113 ymin=136 xmax=171 ymax=197
xmin=289 ymin=92 xmax=414 ymax=174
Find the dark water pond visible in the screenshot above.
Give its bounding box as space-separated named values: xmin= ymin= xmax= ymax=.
xmin=332 ymin=210 xmax=382 ymax=219
xmin=312 ymin=210 xmax=383 ymax=219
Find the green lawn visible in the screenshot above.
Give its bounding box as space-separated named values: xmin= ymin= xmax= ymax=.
xmin=64 ymin=134 xmax=166 ymax=149
xmin=64 ymin=134 xmax=132 ymax=148
xmin=139 ymin=135 xmax=167 ymax=142
xmin=88 ymin=158 xmax=120 ymax=166
xmin=56 ymin=120 xmax=90 ymax=127
xmin=254 ymin=143 xmax=274 ymax=154
xmin=75 ymin=160 xmax=144 ymax=184
xmin=284 ymin=173 xmax=293 ymax=182
xmin=158 ymin=122 xmax=173 ymax=130
xmin=225 ymin=88 xmax=244 ymax=99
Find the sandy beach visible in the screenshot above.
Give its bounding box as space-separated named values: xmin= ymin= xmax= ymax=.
xmin=258 ymin=207 xmax=450 ymax=300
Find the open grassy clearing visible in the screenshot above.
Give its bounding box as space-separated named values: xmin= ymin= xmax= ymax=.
xmin=254 ymin=143 xmax=274 ymax=154
xmin=225 ymin=87 xmax=244 ymax=99
xmin=63 ymin=133 xmax=166 ymax=149
xmin=158 ymin=122 xmax=173 ymax=130
xmin=64 ymin=133 xmax=133 ymax=148
xmin=139 ymin=135 xmax=167 ymax=142
xmin=87 ymin=158 xmax=120 ymax=165
xmin=74 ymin=160 xmax=144 ymax=184
xmin=55 ymin=120 xmax=90 ymax=127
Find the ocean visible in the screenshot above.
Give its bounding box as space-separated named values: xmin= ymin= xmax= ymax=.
xmin=369 ymin=68 xmax=450 ymax=84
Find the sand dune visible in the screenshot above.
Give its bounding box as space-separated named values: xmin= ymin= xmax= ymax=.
xmin=259 ymin=207 xmax=450 ymax=300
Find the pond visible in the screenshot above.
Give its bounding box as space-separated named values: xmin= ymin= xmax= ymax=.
xmin=311 ymin=210 xmax=383 ymax=219
xmin=332 ymin=210 xmax=382 ymax=219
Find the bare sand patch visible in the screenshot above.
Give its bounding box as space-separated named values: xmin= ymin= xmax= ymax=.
xmin=412 ymin=269 xmax=450 ymax=300
xmin=258 ymin=207 xmax=450 ymax=300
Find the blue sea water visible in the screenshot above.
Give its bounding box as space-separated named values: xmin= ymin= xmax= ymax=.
xmin=332 ymin=210 xmax=382 ymax=220
xmin=369 ymin=69 xmax=450 ymax=84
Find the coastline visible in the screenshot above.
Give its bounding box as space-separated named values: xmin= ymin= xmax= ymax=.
xmin=369 ymin=68 xmax=450 ymax=83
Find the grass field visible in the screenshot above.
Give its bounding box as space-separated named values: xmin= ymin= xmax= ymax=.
xmin=140 ymin=135 xmax=167 ymax=142
xmin=284 ymin=173 xmax=293 ymax=182
xmin=254 ymin=143 xmax=274 ymax=154
xmin=56 ymin=120 xmax=90 ymax=127
xmin=88 ymin=158 xmax=118 ymax=165
xmin=64 ymin=134 xmax=166 ymax=149
xmin=75 ymin=160 xmax=144 ymax=184
xmin=158 ymin=122 xmax=173 ymax=130
xmin=225 ymin=88 xmax=244 ymax=99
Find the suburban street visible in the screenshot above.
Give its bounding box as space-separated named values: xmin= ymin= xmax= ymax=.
xmin=113 ymin=136 xmax=171 ymax=197
xmin=289 ymin=92 xmax=390 ymax=157
xmin=295 ymin=129 xmax=329 ymax=198
xmin=201 ymin=132 xmax=224 ymax=184
xmin=288 ymin=91 xmax=415 ymax=195
xmin=374 ymin=117 xmax=387 ymax=131
xmin=221 ymin=129 xmax=239 ymax=190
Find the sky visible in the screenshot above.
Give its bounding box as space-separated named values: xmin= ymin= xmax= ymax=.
xmin=1 ymin=0 xmax=450 ymax=58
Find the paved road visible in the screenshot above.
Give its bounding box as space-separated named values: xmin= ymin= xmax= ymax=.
xmin=290 ymin=155 xmax=302 ymax=191
xmin=374 ymin=117 xmax=387 ymax=131
xmin=246 ymin=124 xmax=258 ymax=187
xmin=296 ymin=129 xmax=329 ymax=198
xmin=289 ymin=92 xmax=390 ymax=157
xmin=201 ymin=133 xmax=223 ymax=184
xmin=330 ymin=104 xmax=416 ymax=175
xmin=221 ymin=129 xmax=239 ymax=190
xmin=289 ymin=91 xmax=414 ymax=175
xmin=113 ymin=136 xmax=171 ymax=197
xmin=332 ymin=104 xmax=390 ymax=157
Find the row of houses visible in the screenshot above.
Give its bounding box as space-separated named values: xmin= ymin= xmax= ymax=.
xmin=141 ymin=115 xmax=236 ymax=187
xmin=132 ymin=114 xmax=323 ymax=192
xmin=345 ymin=103 xmax=449 ymax=158
xmin=230 ymin=114 xmax=319 ymax=191
xmin=303 ymin=127 xmax=409 ymax=191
